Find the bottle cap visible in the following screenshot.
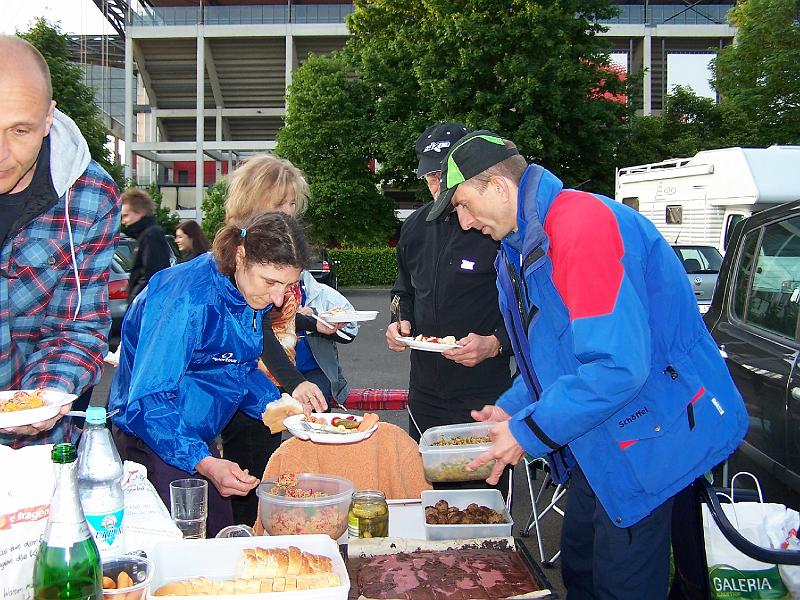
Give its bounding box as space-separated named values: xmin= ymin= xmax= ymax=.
xmin=85 ymin=406 xmax=107 ymax=425
xmin=215 ymin=525 xmax=255 ymax=538
xmin=52 ymin=443 xmax=77 ymax=463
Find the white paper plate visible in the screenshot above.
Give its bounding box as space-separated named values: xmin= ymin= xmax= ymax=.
xmin=283 ymin=412 xmax=378 ymax=444
xmin=395 ymin=336 xmax=462 ymax=353
xmin=318 ymin=310 xmax=379 ymax=323
xmin=0 ymin=390 xmax=77 ymax=428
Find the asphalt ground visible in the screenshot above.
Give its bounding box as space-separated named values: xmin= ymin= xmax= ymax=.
xmin=95 ymin=287 xmax=568 ymax=597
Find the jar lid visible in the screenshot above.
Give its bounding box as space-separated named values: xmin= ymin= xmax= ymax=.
xmin=352 ymin=489 xmax=386 ymax=500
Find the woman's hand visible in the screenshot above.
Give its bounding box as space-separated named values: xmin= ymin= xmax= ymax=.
xmin=291 ymin=381 xmax=328 ymax=414
xmin=195 ymin=456 xmax=259 ymax=497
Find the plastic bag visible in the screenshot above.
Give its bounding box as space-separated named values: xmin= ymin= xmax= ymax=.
xmin=764 ymin=508 xmax=800 ymax=598
xmin=0 ymin=443 xmax=56 ymax=600
xmin=121 ymin=461 xmax=182 ymax=554
xmin=703 ymin=473 xmax=794 ymax=599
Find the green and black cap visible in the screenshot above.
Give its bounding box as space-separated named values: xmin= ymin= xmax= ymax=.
xmin=426 ymin=130 xmax=519 ymax=222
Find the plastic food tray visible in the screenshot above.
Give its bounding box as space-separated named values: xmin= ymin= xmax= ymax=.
xmin=418 ymin=421 xmax=495 ymax=482
xmin=422 ymin=489 xmax=513 ymax=541
xmin=147 ymin=534 xmax=349 ymax=599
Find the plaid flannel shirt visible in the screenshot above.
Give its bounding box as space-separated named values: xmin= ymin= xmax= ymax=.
xmin=0 ymin=160 xmax=120 ymax=448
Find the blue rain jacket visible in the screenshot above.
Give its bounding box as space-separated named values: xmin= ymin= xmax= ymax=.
xmin=109 ymin=253 xmax=280 ymax=473
xmin=496 ymin=165 xmax=748 ymax=527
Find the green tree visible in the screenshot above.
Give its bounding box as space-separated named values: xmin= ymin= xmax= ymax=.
xmin=345 ymin=0 xmax=630 ymax=195
xmin=712 ymin=0 xmax=800 ymax=146
xmin=147 ymin=182 xmax=180 ymax=236
xmin=276 ymin=53 xmax=397 ymax=247
xmin=19 ymin=18 xmax=124 ymax=187
xmin=200 ymin=179 xmax=228 ymax=242
xmin=616 ymin=87 xmax=758 ymax=170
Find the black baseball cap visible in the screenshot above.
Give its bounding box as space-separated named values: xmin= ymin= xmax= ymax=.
xmin=415 ymin=122 xmax=470 ymax=178
xmin=426 ymin=130 xmax=520 ymax=222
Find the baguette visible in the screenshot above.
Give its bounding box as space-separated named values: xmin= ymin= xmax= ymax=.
xmin=153 ymin=573 xmax=340 ymax=596
xmin=237 ymin=546 xmax=333 ymax=579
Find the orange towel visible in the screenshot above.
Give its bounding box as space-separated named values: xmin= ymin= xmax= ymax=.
xmin=253 ymin=422 xmax=431 ymax=534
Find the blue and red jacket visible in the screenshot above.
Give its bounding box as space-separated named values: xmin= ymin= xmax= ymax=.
xmin=496 ymin=164 xmax=748 ymax=527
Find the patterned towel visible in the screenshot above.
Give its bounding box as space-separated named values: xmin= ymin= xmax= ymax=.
xmin=343 ymin=388 xmax=409 ymax=411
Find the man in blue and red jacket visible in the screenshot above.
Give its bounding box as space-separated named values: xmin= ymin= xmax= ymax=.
xmin=426 ymin=130 xmax=748 ymax=598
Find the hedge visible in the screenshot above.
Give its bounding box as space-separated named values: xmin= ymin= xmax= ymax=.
xmin=330 ymin=247 xmax=397 ymax=287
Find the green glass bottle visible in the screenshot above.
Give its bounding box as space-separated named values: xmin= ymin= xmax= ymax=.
xmin=33 ymin=443 xmax=102 ymax=600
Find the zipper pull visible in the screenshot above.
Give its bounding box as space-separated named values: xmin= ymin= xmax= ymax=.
xmin=664 ymin=365 xmax=678 ymax=380
xmin=252 ymin=311 xmax=257 ymax=332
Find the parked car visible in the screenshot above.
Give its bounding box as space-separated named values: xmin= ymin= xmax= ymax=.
xmin=308 ymin=247 xmax=337 ymax=289
xmin=704 ymin=200 xmax=800 ymax=508
xmin=672 ymin=244 xmax=723 ymax=314
xmin=109 ymin=234 xmax=179 ymax=334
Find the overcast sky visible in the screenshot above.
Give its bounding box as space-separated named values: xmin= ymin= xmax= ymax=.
xmin=1 ymin=0 xmax=109 ymax=35
xmin=1 ymin=0 xmax=716 ymax=99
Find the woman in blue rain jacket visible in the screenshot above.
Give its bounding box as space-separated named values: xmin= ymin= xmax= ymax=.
xmin=109 ymin=213 xmax=312 ymax=535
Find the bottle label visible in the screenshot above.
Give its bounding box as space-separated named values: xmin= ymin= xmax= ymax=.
xmin=47 ymin=520 xmax=92 ymax=548
xmin=85 ymin=507 xmax=124 ymax=551
xmin=347 ymin=513 xmax=359 ymax=538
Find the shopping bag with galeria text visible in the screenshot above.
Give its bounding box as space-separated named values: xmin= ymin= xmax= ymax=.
xmin=703 ymin=500 xmax=792 ymax=599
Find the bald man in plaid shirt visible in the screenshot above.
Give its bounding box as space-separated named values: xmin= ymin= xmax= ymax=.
xmin=0 ymin=36 xmax=120 ymax=448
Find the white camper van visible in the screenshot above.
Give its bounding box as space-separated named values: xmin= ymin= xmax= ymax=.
xmin=615 ymin=146 xmax=800 ymax=253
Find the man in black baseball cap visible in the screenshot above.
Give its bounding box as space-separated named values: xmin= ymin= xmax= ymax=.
xmin=386 ymin=123 xmax=513 ymax=496
xmin=415 ymin=122 xmax=469 ymax=180
xmin=442 ymin=130 xmax=748 ymax=598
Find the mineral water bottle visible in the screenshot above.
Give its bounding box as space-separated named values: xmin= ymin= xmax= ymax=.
xmin=77 ymin=406 xmax=125 ymax=558
xmin=33 ymin=443 xmax=102 ymax=600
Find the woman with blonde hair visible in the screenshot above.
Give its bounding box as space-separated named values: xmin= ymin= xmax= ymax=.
xmin=221 ymin=154 xmax=346 ymax=525
xmin=225 ymin=155 xmax=309 ymax=225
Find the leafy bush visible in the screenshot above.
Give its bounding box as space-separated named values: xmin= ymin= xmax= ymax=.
xmin=330 ymin=247 xmax=397 ymax=287
xmin=201 ymin=179 xmax=228 ymax=242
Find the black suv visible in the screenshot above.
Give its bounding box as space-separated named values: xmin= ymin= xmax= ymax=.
xmin=308 ymin=248 xmax=337 ymax=289
xmin=704 ymin=200 xmax=800 ymax=508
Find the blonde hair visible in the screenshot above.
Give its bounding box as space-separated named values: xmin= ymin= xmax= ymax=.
xmin=224 ymin=155 xmax=309 ymax=226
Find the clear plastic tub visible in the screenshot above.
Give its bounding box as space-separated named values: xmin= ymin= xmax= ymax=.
xmin=102 ymin=554 xmax=153 ymax=600
xmin=418 ymin=422 xmax=495 ymax=482
xmin=421 ymin=489 xmax=513 ymax=541
xmin=256 ymin=473 xmax=354 ymax=539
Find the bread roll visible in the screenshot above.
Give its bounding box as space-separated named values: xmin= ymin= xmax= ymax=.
xmin=260 ymin=394 xmax=302 ymax=433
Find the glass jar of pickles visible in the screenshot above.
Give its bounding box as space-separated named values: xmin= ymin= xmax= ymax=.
xmin=348 ymin=490 xmax=389 ymax=538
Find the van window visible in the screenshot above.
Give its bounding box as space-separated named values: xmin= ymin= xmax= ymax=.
xmin=622 ymin=197 xmax=639 ymax=211
xmin=724 ymin=214 xmax=745 ymax=251
xmin=666 ymin=205 xmax=683 ymax=224
xmin=672 ymin=245 xmax=723 ymax=274
xmin=734 ymin=216 xmax=800 ymax=339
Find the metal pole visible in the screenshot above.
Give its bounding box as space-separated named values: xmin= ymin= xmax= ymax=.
xmin=195 ymin=24 xmax=205 ymax=222
xmin=124 ymin=25 xmax=133 ymax=182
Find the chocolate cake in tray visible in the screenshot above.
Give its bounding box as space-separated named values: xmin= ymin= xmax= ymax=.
xmin=346 ymin=537 xmax=556 ymax=600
